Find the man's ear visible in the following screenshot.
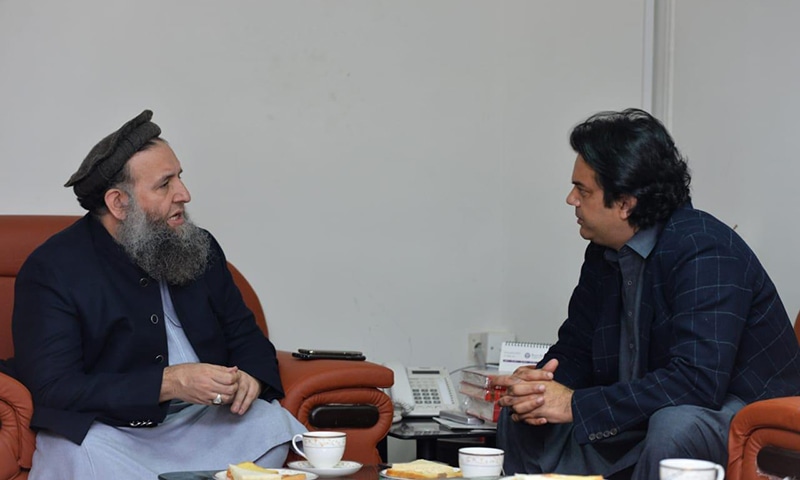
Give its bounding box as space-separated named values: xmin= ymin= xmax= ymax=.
xmin=104 ymin=188 xmax=130 ymax=221
xmin=617 ymin=195 xmax=638 ymax=220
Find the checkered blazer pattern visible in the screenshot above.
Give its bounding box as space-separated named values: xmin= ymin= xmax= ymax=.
xmin=545 ymin=205 xmax=800 ymax=445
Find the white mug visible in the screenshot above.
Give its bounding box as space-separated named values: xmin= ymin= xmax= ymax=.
xmin=458 ymin=447 xmax=504 ymax=478
xmin=659 ymin=458 xmax=724 ymax=480
xmin=291 ymin=431 xmax=346 ymax=469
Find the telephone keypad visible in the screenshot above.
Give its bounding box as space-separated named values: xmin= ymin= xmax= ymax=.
xmin=411 ymin=379 xmax=443 ymax=405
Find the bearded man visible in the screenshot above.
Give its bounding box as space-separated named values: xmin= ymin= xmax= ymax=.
xmin=12 ymin=110 xmax=306 ymax=479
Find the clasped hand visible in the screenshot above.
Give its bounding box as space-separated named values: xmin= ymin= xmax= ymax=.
xmin=493 ymin=359 xmax=574 ymax=425
xmin=161 ymin=363 xmax=262 ymax=415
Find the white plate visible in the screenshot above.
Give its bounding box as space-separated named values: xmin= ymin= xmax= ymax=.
xmin=214 ymin=467 xmax=320 ymax=480
xmin=286 ymin=461 xmax=362 ymax=477
xmin=380 ymin=467 xmax=461 ymax=480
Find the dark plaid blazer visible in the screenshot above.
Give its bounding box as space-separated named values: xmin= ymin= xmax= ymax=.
xmin=545 ymin=204 xmax=800 ymax=445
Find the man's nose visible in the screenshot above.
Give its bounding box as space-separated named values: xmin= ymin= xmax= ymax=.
xmin=175 ymin=180 xmax=191 ymax=203
xmin=566 ymin=187 xmax=578 ymax=206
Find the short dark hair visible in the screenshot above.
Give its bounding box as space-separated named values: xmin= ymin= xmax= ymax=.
xmin=569 ymin=108 xmax=691 ymax=230
xmin=82 ymin=137 xmax=165 ymax=214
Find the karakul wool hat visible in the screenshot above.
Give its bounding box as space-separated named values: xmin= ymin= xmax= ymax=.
xmin=65 ymin=109 xmax=161 ymax=208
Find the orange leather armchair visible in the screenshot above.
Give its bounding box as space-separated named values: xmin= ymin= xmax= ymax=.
xmin=727 ymin=311 xmax=800 ymax=479
xmin=0 ymin=215 xmax=394 ymax=480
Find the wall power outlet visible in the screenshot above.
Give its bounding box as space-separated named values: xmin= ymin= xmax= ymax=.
xmin=467 ymin=331 xmax=516 ymax=365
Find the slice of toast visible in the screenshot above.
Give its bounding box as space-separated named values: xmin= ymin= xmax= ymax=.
xmin=227 ymin=464 xmax=281 ymax=480
xmin=226 ymin=462 xmax=306 ymax=480
xmin=281 ymin=475 xmax=306 ymax=480
xmin=386 ymin=459 xmax=462 ymax=479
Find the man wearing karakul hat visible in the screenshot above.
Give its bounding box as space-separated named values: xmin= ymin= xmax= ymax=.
xmin=12 ymin=110 xmax=306 ymax=478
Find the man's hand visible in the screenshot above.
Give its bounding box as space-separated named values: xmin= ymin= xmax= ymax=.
xmin=229 ymin=368 xmax=263 ymax=415
xmin=493 ymin=359 xmax=574 ymax=425
xmin=160 ymin=363 xmax=262 ymax=414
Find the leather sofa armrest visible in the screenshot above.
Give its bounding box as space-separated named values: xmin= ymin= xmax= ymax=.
xmin=728 ymin=396 xmax=800 ymax=480
xmin=277 ymin=351 xmax=393 ymax=408
xmin=0 ymin=371 xmax=36 ymax=475
xmin=276 ymin=351 xmax=394 ymax=464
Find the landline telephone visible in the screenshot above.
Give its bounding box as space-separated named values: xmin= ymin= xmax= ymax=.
xmin=385 ymin=363 xmax=459 ymax=417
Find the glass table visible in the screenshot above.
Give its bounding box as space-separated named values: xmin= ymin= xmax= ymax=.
xmin=159 ymin=464 xmax=386 ymax=480
xmin=160 ymin=419 xmax=498 ymax=479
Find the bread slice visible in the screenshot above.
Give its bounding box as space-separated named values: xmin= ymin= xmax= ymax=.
xmin=282 ymin=475 xmax=306 ymax=480
xmin=227 ymin=464 xmax=279 ymax=480
xmin=226 ymin=462 xmax=306 ymax=480
xmin=513 ymin=474 xmax=604 ymax=480
xmin=386 ymin=459 xmax=462 ymax=479
xmin=232 ymin=462 xmax=273 ymax=472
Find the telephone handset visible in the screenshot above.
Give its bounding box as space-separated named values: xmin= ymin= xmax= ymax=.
xmin=385 ymin=363 xmax=459 ymax=417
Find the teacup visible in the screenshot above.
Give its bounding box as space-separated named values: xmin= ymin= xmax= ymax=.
xmin=291 ymin=431 xmax=346 ymax=469
xmin=659 ymin=458 xmax=724 ymax=480
xmin=458 ymin=447 xmax=504 ymax=478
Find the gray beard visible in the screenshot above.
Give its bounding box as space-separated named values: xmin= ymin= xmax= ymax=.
xmin=116 ymin=202 xmax=211 ymax=286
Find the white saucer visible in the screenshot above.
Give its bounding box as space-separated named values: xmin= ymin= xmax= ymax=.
xmin=215 ymin=467 xmax=320 ymax=480
xmin=287 ymin=460 xmax=363 ymax=478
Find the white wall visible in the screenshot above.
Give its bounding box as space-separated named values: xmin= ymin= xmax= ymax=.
xmin=0 ymin=1 xmax=647 ymax=375
xmin=6 ymin=0 xmax=797 ymax=466
xmin=661 ymin=0 xmax=800 ymax=319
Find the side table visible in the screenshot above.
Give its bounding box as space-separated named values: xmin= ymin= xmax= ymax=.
xmin=386 ymin=418 xmax=497 ymax=463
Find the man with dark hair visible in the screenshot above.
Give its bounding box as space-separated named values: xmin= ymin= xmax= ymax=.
xmin=495 ymin=108 xmax=800 ymax=479
xmin=12 ymin=110 xmax=306 ymax=478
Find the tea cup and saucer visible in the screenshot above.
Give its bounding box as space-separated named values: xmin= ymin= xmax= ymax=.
xmin=288 ymin=431 xmax=362 ymax=478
